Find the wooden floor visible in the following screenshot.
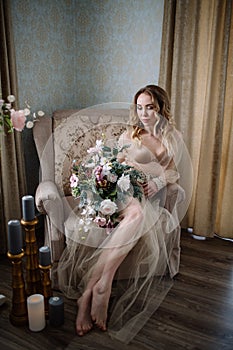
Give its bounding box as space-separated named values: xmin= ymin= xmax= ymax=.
xmin=0 ymin=231 xmax=233 ymax=350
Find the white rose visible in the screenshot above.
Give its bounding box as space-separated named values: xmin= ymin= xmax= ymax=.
xmin=107 ymin=172 xmax=118 ymax=183
xmin=117 ymin=174 xmax=130 ymax=192
xmin=99 ymin=199 xmax=118 ymax=216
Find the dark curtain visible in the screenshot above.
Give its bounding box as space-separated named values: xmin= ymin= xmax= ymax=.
xmin=0 ymin=0 xmax=26 ymax=253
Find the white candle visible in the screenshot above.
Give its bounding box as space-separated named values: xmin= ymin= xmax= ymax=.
xmin=27 ymin=294 xmax=46 ymax=332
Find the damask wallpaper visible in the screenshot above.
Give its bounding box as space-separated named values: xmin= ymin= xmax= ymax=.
xmin=10 ymin=0 xmax=164 ymax=194
xmin=11 ymin=0 xmax=164 ymax=113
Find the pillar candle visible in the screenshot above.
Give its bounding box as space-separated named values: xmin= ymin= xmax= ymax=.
xmin=22 ymin=195 xmax=35 ymax=221
xmin=49 ymin=296 xmax=64 ymax=327
xmin=39 ymin=246 xmax=51 ymax=266
xmin=27 ymin=294 xmax=46 ymax=332
xmin=8 ymin=220 xmax=23 ymax=255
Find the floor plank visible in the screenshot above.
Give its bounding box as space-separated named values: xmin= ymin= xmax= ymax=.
xmin=0 ymin=231 xmax=233 ymax=349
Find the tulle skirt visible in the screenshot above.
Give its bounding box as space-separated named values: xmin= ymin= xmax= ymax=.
xmin=57 ymin=194 xmax=179 ymax=343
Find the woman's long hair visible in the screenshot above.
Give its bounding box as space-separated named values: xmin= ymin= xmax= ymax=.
xmin=128 ymin=85 xmax=176 ymax=155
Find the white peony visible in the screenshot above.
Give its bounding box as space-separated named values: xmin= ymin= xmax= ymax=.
xmin=117 ymin=174 xmax=130 ymax=192
xmin=99 ymin=199 xmax=118 ymax=216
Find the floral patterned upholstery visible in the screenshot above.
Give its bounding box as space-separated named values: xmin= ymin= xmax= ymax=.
xmin=53 ymin=111 xmax=128 ymax=197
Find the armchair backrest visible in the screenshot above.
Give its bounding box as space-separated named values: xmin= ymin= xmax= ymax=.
xmin=33 ymin=107 xmax=129 ymax=197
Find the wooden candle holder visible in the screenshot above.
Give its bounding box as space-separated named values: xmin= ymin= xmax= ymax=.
xmin=7 ymin=250 xmax=28 ymax=326
xmin=21 ymin=217 xmax=42 ymax=296
xmin=39 ymin=264 xmax=53 ymax=318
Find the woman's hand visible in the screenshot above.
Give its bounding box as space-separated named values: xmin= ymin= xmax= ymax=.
xmin=142 ymin=180 xmax=158 ymax=198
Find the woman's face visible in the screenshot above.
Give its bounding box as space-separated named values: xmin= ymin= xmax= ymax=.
xmin=136 ymin=93 xmax=158 ymax=130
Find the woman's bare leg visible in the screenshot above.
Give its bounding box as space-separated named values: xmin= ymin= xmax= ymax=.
xmin=76 ymin=289 xmax=93 ymax=336
xmin=90 ymin=251 xmax=128 ymax=330
xmin=76 ymin=198 xmax=143 ymax=334
xmin=76 ymin=264 xmax=107 ymax=335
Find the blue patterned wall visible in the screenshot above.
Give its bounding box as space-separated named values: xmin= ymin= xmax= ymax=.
xmin=11 ymin=0 xmax=164 ymax=112
xmin=10 ymin=0 xmax=164 ymax=194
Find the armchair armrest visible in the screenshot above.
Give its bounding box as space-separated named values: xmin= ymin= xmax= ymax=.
xmin=35 ymin=181 xmax=64 ymax=262
xmin=35 ymin=181 xmax=64 ymax=237
xmin=35 ymin=180 xmax=63 ymax=214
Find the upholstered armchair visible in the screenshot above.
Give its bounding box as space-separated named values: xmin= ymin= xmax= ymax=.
xmin=33 ymin=106 xmax=185 ymax=286
xmin=33 ymin=107 xmax=129 ymax=285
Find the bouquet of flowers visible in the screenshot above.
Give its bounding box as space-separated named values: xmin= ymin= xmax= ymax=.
xmin=70 ymin=138 xmax=145 ymax=235
xmin=0 ymin=94 xmax=44 ymax=133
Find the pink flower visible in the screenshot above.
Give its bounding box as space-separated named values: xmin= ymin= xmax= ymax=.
xmin=70 ymin=174 xmax=79 ymax=188
xmin=94 ymin=216 xmax=107 ymax=227
xmin=10 ymin=110 xmax=26 ymax=131
xmin=94 ymin=165 xmax=104 ymax=181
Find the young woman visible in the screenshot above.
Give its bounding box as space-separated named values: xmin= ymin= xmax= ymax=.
xmin=57 ymin=85 xmax=192 ymax=343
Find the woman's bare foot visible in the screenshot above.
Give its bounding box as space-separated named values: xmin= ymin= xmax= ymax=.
xmin=91 ymin=281 xmax=111 ymax=331
xmin=76 ymin=289 xmax=93 ymax=336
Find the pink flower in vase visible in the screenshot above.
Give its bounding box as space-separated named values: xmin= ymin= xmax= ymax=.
xmin=10 ymin=110 xmax=26 ymax=131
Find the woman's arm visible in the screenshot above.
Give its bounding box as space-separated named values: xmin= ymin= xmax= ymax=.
xmin=117 ymin=132 xmax=180 ymax=198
